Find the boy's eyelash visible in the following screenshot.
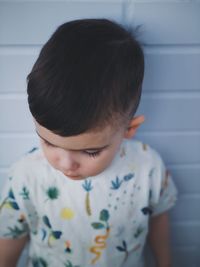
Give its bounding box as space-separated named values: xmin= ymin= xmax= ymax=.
xmin=44 ymin=140 xmax=101 ymax=157
xmin=84 ymin=151 xmax=101 ymax=158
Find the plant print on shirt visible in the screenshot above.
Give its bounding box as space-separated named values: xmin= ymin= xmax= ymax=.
xmin=31 ymin=256 xmax=48 ymax=267
xmin=20 ymin=186 xmax=30 ymax=200
xmin=64 ymin=260 xmax=81 ymax=267
xmin=0 ymin=140 xmax=177 ymax=267
xmin=0 ymin=188 xmax=19 ymax=212
xmin=42 ymin=215 xmax=62 ymax=247
xmin=82 ymin=179 xmax=93 ymax=216
xmin=116 ymin=240 xmax=141 ymax=265
xmin=60 ymin=207 xmax=75 ymax=220
xmin=90 ymin=209 xmax=111 ymax=264
xmin=45 ymin=186 xmax=60 ymax=202
xmin=110 ymin=173 xmax=134 ymax=190
xmin=0 ymin=188 xmax=28 ymax=238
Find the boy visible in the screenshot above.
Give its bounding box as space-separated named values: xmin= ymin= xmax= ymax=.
xmin=0 ymin=19 xmax=177 ymax=267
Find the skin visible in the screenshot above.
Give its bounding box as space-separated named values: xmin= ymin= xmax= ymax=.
xmin=0 ymin=115 xmax=171 ymax=267
xmin=34 ymin=115 xmax=145 ymax=180
xmin=148 ymin=212 xmax=172 ymax=267
xmin=0 ymin=236 xmax=28 ymax=267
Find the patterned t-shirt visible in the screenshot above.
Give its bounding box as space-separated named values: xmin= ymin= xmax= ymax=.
xmin=0 ymin=140 xmax=177 ymax=267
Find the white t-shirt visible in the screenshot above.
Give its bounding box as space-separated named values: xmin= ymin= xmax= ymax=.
xmin=0 ymin=140 xmax=177 ymax=267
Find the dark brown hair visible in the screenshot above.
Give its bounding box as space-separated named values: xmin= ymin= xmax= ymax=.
xmin=27 ymin=19 xmax=144 ymax=136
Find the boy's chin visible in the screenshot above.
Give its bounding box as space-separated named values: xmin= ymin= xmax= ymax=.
xmin=63 ymin=174 xmax=84 ymax=180
xmin=62 ymin=168 xmax=107 ymax=180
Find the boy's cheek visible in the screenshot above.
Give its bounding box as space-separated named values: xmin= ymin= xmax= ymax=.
xmin=87 ymin=154 xmax=116 ymax=175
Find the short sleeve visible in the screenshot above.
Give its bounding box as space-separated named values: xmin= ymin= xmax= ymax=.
xmin=148 ymin=150 xmax=178 ymax=217
xmin=0 ymin=164 xmax=30 ymax=239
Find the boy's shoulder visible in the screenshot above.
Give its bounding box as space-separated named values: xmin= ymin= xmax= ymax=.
xmin=125 ymin=139 xmax=163 ymax=166
xmin=9 ymin=147 xmax=47 ymax=179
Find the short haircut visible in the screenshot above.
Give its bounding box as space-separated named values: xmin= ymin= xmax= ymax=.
xmin=27 ymin=18 xmax=144 ymax=136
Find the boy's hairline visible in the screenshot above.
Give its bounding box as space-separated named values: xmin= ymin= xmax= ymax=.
xmin=35 ymin=130 xmax=112 ymax=152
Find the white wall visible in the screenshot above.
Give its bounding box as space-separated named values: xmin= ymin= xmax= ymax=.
xmin=0 ymin=1 xmax=200 ymax=266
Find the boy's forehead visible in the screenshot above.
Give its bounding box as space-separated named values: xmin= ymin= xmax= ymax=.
xmin=34 ymin=120 xmax=120 ymax=150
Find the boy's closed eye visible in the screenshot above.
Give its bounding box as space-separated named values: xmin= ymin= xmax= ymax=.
xmin=43 ymin=139 xmax=102 ymax=158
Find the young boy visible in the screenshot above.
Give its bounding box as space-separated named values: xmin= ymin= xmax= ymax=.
xmin=0 ymin=19 xmax=177 ymax=267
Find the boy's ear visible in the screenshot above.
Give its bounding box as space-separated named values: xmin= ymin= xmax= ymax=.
xmin=124 ymin=115 xmax=145 ymax=139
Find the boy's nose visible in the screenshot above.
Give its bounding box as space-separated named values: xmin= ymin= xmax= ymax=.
xmin=59 ymin=155 xmax=80 ymax=172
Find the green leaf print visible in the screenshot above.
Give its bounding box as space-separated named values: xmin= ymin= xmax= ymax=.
xmin=149 ymin=168 xmax=155 ymax=178
xmin=42 ymin=216 xmax=63 ymax=247
xmin=46 ymin=187 xmax=60 ymax=200
xmin=134 ymin=225 xmax=144 ymax=238
xmin=116 ymin=240 xmax=129 ymax=264
xmin=28 ymin=147 xmax=38 ymax=154
xmin=8 ymin=201 xmax=20 ymax=210
xmin=43 ymin=216 xmax=52 ymax=229
xmin=0 ymin=188 xmax=20 ymax=212
xmin=20 ymin=186 xmax=30 ymax=200
xmin=110 ymin=174 xmax=134 ymax=190
xmin=8 ymin=189 xmax=15 ymax=199
xmin=123 ymin=173 xmax=134 ymax=181
xmin=32 ymin=257 xmax=48 ymax=267
xmin=52 ymin=230 xmax=62 ymax=239
xmin=82 ymin=180 xmax=93 ymax=192
xmin=91 ymin=209 xmax=110 ymax=230
xmin=64 ymin=260 xmax=80 ymax=267
xmin=116 ymin=240 xmax=127 ymax=252
xmin=4 ymin=226 xmax=26 ymax=239
xmin=99 ymin=209 xmax=109 ymax=222
xmin=110 ymin=176 xmax=123 ymax=190
xmin=91 ymin=222 xmax=105 ymax=229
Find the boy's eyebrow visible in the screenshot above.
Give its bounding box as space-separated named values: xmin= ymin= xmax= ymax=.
xmin=35 ymin=130 xmax=109 ymax=151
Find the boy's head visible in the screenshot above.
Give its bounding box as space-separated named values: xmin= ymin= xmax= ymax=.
xmin=27 ymin=18 xmax=145 ymax=179
xmin=27 ymin=18 xmax=144 ymax=136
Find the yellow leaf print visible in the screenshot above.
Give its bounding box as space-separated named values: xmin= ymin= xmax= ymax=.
xmin=48 ymin=234 xmax=56 ymax=246
xmin=60 ymin=207 xmax=75 ymax=220
xmin=4 ymin=203 xmax=12 ymax=209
